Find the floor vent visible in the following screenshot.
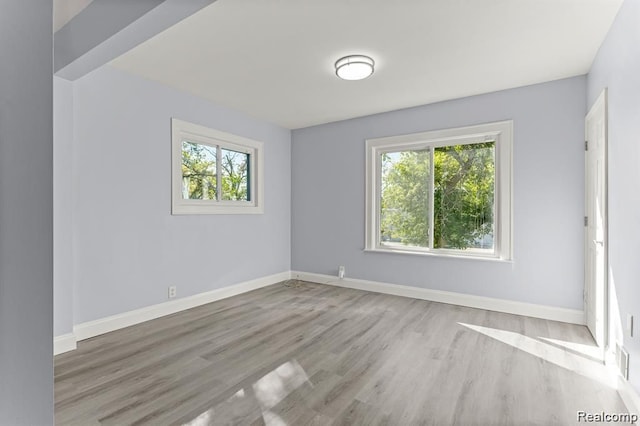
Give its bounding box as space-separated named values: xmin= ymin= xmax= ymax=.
xmin=617 ymin=344 xmax=630 ymax=380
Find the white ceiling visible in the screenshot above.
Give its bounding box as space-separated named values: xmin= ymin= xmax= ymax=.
xmin=110 ymin=0 xmax=622 ymax=129
xmin=53 ymin=0 xmax=93 ymax=32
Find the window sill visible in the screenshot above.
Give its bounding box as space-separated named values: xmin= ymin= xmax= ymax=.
xmin=364 ymin=247 xmax=513 ymax=263
xmin=172 ymin=204 xmax=263 ymax=215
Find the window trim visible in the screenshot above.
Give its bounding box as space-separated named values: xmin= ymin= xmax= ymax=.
xmin=171 ymin=118 xmax=264 ymax=215
xmin=365 ymin=120 xmax=513 ymax=260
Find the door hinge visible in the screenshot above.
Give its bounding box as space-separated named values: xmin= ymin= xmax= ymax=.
xmin=585 ymin=140 xmax=588 ymax=151
xmin=584 ymin=216 xmax=588 ymax=226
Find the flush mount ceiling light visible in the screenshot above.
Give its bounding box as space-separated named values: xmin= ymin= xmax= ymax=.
xmin=335 ymin=55 xmax=375 ymax=81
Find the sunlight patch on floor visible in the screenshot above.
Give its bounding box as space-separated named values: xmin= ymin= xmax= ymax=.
xmin=253 ymin=360 xmax=310 ymax=410
xmin=459 ymin=322 xmax=616 ymax=388
xmin=538 ymin=336 xmax=603 ymax=362
xmin=183 ymin=408 xmax=214 ymax=426
xmin=260 ymin=410 xmax=288 ymax=426
xmin=253 ymin=359 xmax=310 ymax=426
xmin=183 ymin=360 xmax=311 ymax=426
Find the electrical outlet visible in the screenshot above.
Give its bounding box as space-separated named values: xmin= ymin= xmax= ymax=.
xmin=168 ymin=286 xmax=177 ymax=299
xmin=338 ymin=265 xmax=345 ymax=279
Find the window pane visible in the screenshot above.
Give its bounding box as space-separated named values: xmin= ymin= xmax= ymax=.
xmin=181 ymin=141 xmax=217 ymax=200
xmin=221 ymin=148 xmax=250 ymax=201
xmin=380 ymin=150 xmax=431 ymax=248
xmin=434 ymin=142 xmax=495 ymax=252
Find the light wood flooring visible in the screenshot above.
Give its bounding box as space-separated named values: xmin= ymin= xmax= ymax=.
xmin=55 ymin=281 xmax=629 ymax=425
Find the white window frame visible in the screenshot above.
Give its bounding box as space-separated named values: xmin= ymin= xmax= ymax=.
xmin=172 ymin=118 xmax=264 ymax=215
xmin=365 ymin=120 xmax=513 ymax=260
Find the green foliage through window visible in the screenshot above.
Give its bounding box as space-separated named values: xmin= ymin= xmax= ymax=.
xmin=182 ymin=141 xmax=217 ymax=200
xmin=181 ymin=141 xmax=249 ymax=202
xmin=380 ymin=142 xmax=495 ymax=251
xmin=221 ymin=148 xmax=249 ymax=201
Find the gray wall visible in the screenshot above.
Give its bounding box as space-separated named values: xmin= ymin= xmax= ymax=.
xmin=0 ymin=1 xmax=54 ymax=424
xmin=587 ymin=0 xmax=640 ymax=395
xmin=54 ymin=77 xmax=75 ymax=336
xmin=292 ymin=76 xmax=586 ymax=310
xmin=58 ymin=66 xmax=291 ymax=324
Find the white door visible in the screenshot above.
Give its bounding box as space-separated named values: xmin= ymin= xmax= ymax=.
xmin=585 ymin=89 xmax=608 ymax=349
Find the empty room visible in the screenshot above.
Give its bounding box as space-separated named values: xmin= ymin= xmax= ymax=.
xmin=1 ymin=0 xmax=640 ymax=424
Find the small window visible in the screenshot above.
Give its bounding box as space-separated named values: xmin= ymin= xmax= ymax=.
xmin=172 ymin=119 xmax=263 ymax=214
xmin=365 ymin=121 xmax=512 ymax=260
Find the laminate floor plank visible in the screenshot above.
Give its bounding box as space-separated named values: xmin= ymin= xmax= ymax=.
xmin=56 ymin=283 xmax=293 ymax=366
xmin=55 ymin=281 xmax=631 ymax=425
xmin=134 ymin=322 xmax=334 ymax=425
xmin=538 ymin=318 xmax=626 ymax=421
xmin=397 ymin=306 xmax=488 ymax=425
xmin=56 ymin=304 xmax=311 ymax=406
xmin=56 ymin=291 xmax=298 ymax=374
xmin=460 ymin=312 xmax=541 ymax=426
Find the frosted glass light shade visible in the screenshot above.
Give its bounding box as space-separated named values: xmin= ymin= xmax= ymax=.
xmin=335 ymin=55 xmax=374 ymax=80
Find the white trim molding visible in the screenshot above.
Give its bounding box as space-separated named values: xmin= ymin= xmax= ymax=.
xmin=53 ymin=271 xmax=290 ymax=352
xmin=54 ymin=267 xmax=640 ymax=411
xmin=74 ymin=271 xmax=289 ymax=341
xmin=365 ymin=120 xmax=513 ymax=261
xmin=171 ymin=118 xmax=264 ymax=215
xmin=605 ymin=350 xmax=640 ymax=415
xmin=618 ymin=377 xmax=640 ymax=416
xmin=54 ymin=270 xmax=586 ymax=356
xmin=292 ymin=271 xmax=585 ymax=325
xmin=54 ymin=333 xmax=77 ymax=356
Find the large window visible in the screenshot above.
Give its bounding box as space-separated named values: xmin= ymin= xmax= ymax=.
xmin=172 ymin=118 xmax=263 ymax=214
xmin=365 ymin=121 xmax=512 ymax=259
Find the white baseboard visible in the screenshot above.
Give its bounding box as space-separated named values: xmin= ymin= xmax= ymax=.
xmin=292 ymin=271 xmax=585 ymax=325
xmin=606 ymin=349 xmax=640 ymax=415
xmin=54 ymin=269 xmax=584 ymax=356
xmin=618 ymin=377 xmax=640 ymax=415
xmin=54 ymin=333 xmax=77 ymax=355
xmin=60 ymin=271 xmax=290 ymax=346
xmin=55 ymin=268 xmax=635 ymax=410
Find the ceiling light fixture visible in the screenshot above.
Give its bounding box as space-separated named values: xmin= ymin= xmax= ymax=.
xmin=335 ymin=55 xmax=375 ymax=81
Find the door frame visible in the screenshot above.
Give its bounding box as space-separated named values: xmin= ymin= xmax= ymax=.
xmin=584 ymin=88 xmax=608 ymax=353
